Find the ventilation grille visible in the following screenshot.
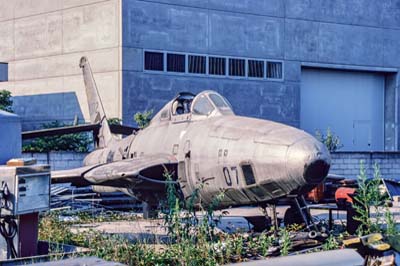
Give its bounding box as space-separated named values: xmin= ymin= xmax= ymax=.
xmin=144 ymin=51 xmax=163 ymax=71
xmin=188 ymin=55 xmax=206 ymax=74
xmin=267 ymin=61 xmax=283 ymax=79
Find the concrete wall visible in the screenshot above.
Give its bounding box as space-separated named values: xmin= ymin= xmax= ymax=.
xmin=22 ymin=151 xmax=87 ymax=170
xmin=0 ymin=0 xmax=122 ymax=130
xmin=330 ymin=152 xmax=400 ymax=179
xmin=121 ymin=0 xmax=400 ymax=128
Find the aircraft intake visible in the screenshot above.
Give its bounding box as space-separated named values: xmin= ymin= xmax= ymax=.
xmin=303 ymin=159 xmax=330 ymax=184
xmin=286 ymin=137 xmax=331 ymax=186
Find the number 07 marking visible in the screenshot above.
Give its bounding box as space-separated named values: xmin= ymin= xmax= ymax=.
xmin=223 ymin=166 xmax=239 ymax=186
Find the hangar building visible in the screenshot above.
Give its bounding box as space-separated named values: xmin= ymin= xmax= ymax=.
xmin=0 ymin=0 xmax=399 ymax=152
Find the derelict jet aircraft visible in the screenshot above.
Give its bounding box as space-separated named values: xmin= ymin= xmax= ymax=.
xmin=23 ymin=57 xmax=331 ymax=223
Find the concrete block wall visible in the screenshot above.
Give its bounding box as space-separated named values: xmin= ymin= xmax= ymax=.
xmin=0 ymin=0 xmax=122 ymax=130
xmin=330 ymin=152 xmax=400 ymax=179
xmin=121 ymin=0 xmax=400 ymax=127
xmin=22 ymin=152 xmax=87 ymax=170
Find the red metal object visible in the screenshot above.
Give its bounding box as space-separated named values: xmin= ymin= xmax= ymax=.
xmin=307 ymin=183 xmax=325 ymax=203
xmin=335 ymin=187 xmax=356 ymax=204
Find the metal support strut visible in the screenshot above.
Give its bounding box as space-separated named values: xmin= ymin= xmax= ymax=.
xmin=292 ymin=195 xmax=318 ymax=231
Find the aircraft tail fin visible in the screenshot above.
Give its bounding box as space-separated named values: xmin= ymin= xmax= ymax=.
xmin=79 ymin=56 xmax=114 ymax=148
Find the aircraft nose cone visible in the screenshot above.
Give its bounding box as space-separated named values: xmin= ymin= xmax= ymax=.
xmin=286 ymin=138 xmax=331 ymax=184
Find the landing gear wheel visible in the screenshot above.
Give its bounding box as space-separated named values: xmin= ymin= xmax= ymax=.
xmin=283 ymin=206 xmax=304 ymax=226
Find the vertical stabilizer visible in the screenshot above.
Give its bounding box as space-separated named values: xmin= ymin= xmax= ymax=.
xmin=79 ymin=56 xmax=113 ymax=148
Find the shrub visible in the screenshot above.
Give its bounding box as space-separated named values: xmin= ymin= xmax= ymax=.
xmin=353 ymin=162 xmax=389 ymax=235
xmin=315 ymin=128 xmax=343 ymax=152
xmin=134 ymin=110 xmax=153 ymax=129
xmin=0 ymin=89 xmax=13 ymax=113
xmin=22 ymin=121 xmax=92 ymax=153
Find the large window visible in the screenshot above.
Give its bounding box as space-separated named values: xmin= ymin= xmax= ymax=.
xmin=143 ymin=50 xmax=283 ymax=81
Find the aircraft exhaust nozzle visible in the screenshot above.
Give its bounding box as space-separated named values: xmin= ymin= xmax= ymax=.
xmin=286 ymin=138 xmax=331 ymax=185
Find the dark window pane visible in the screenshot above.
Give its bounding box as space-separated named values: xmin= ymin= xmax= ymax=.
xmin=188 ymin=55 xmax=206 ymax=74
xmin=167 ymin=53 xmax=185 ymax=73
xmin=209 ymin=57 xmax=226 ymax=75
xmin=267 ymin=61 xmax=283 ymax=79
xmin=242 ymin=164 xmax=256 ymax=185
xmin=248 ymin=60 xmax=264 ymax=78
xmin=229 ymin=58 xmax=245 ymax=77
xmin=0 ymin=63 xmax=8 ymax=82
xmin=144 ymin=51 xmax=164 ymax=71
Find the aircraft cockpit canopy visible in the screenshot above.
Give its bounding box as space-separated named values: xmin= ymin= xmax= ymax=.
xmin=169 ymin=90 xmax=234 ymax=120
xmin=192 ymin=91 xmax=234 ymax=116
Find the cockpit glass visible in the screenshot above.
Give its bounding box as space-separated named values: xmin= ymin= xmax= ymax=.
xmin=192 ymin=95 xmax=214 ymax=115
xmin=209 ymin=93 xmax=232 ymax=109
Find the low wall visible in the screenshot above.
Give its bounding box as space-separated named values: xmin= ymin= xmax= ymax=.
xmin=330 ymin=152 xmax=400 ymax=179
xmin=22 ymin=152 xmax=88 ymax=170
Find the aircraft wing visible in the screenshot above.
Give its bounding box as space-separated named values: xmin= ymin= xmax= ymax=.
xmin=83 ymin=154 xmax=177 ymax=184
xmin=51 ymin=154 xmax=177 ymax=187
xmin=22 ymin=123 xmax=137 ymax=140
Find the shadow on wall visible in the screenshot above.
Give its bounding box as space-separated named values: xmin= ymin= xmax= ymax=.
xmin=13 ymin=92 xmax=85 ymax=131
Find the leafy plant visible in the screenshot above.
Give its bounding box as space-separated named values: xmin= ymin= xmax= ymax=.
xmin=278 ymin=227 xmax=292 ymax=256
xmin=353 ymin=162 xmax=387 ymax=235
xmin=134 ymin=110 xmax=153 ymax=129
xmin=315 ymin=128 xmax=343 ymax=152
xmin=22 ymin=121 xmax=92 ymax=152
xmin=0 ymin=89 xmax=13 ymax=112
xmin=322 ymin=234 xmax=339 ymax=251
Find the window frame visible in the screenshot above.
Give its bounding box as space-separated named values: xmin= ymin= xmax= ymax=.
xmin=228 ymin=57 xmax=247 ymax=78
xmin=247 ymin=59 xmax=265 ymax=79
xmin=166 ymin=52 xmax=187 ymax=73
xmin=187 ymin=53 xmax=208 ymax=76
xmin=143 ymin=50 xmax=165 ymax=72
xmin=266 ymin=59 xmax=284 ymax=81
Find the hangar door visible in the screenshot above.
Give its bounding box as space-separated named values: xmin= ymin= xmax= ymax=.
xmin=300 ymin=68 xmax=384 ymax=151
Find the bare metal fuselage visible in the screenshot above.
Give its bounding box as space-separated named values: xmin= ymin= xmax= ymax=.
xmin=83 ymin=106 xmax=330 ymax=208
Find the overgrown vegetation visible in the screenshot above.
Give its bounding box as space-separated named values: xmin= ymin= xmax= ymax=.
xmin=353 ymin=161 xmax=398 ymax=237
xmin=315 ymin=128 xmax=343 ymax=152
xmin=38 ymin=173 xmax=302 ymax=265
xmin=134 ymin=110 xmax=153 ymax=129
xmin=22 ymin=121 xmax=92 ymax=152
xmin=0 ymin=89 xmax=13 ymax=112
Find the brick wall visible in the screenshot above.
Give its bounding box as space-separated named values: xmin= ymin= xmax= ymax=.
xmin=22 ymin=152 xmax=88 ymax=171
xmin=330 ymin=152 xmax=400 ymax=179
